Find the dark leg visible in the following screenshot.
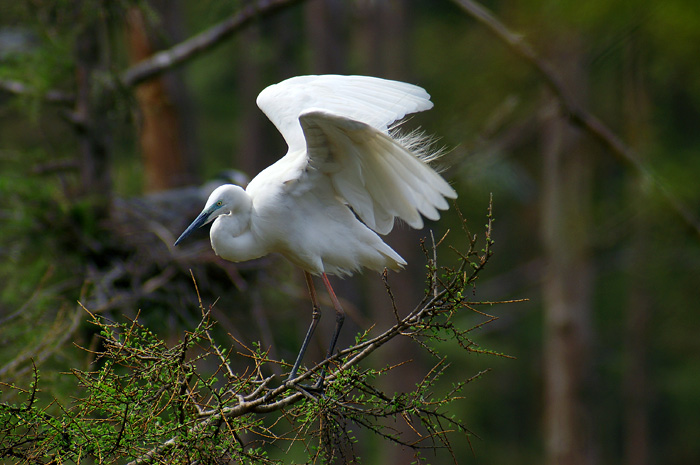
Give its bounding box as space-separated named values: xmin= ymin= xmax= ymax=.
xmin=315 ymin=272 xmax=346 ymax=388
xmin=287 ymin=271 xmax=322 ymax=381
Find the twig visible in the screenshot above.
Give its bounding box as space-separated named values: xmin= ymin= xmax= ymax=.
xmin=450 ymin=0 xmax=700 ymax=240
xmin=0 ymin=304 xmax=83 ymax=380
xmin=0 ymin=267 xmax=54 ymax=327
xmin=0 ymin=78 xmax=75 ymax=104
xmin=125 ymin=204 xmax=501 ymax=463
xmin=120 ymin=0 xmax=304 ymax=87
xmin=3 ymin=205 xmax=505 ymax=463
xmin=2 ymin=0 xmax=303 ymax=107
xmin=430 ymin=230 xmax=439 ymax=298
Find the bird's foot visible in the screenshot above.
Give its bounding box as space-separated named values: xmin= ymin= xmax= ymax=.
xmin=285 ymin=370 xmax=326 ymax=394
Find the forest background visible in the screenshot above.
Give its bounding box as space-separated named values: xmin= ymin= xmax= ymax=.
xmin=1 ymin=0 xmax=699 ymax=464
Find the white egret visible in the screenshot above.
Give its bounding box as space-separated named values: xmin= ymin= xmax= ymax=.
xmin=175 ymin=75 xmax=457 ymax=382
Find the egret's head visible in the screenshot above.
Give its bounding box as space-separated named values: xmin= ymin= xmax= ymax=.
xmin=174 ymin=184 xmax=246 ymax=246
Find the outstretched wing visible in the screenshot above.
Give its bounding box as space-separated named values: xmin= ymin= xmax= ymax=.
xmin=299 ymin=110 xmax=456 ymax=235
xmin=256 ymin=75 xmax=433 ymax=153
xmin=252 ymin=74 xmax=456 ymax=236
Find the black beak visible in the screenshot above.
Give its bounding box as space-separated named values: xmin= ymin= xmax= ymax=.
xmin=174 ymin=210 xmax=210 ymax=246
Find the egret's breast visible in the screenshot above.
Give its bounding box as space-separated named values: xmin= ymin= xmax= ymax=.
xmin=210 ymin=215 xmax=267 ymax=263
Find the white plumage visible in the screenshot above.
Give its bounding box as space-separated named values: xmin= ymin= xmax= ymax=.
xmin=175 ymin=75 xmax=457 ymax=381
xmin=176 ymin=74 xmax=456 ymax=277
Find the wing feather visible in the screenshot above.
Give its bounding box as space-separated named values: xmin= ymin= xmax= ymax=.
xmin=299 ymin=110 xmax=457 ymax=235
xmin=256 ymin=75 xmax=433 ymax=153
xmin=252 ymin=74 xmax=456 ymax=237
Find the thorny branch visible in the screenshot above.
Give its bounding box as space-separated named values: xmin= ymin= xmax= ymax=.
xmin=1 ymin=199 xmax=520 ymax=464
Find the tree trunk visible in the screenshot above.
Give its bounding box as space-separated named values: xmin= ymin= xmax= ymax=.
xmin=305 ymin=0 xmax=348 ymax=74
xmin=237 ymin=21 xmax=266 ymax=177
xmin=353 ymin=0 xmax=409 ymax=79
xmin=540 ymin=43 xmax=596 ymax=465
xmin=125 ymin=7 xmax=194 ymax=192
xmin=352 ymin=3 xmax=424 ymax=464
xmin=622 ymin=34 xmax=651 ymax=465
xmin=75 ymin=24 xmax=111 ymax=205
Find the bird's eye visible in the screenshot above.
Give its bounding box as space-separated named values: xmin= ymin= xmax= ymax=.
xmin=216 ymin=201 xmax=223 ymax=207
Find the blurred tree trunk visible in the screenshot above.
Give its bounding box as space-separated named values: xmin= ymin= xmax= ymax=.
xmin=125 ymin=5 xmax=196 ymax=192
xmin=540 ymin=41 xmax=597 ymax=465
xmin=352 ymin=2 xmax=424 ymax=465
xmin=75 ymin=23 xmax=111 ymax=209
xmin=237 ymin=21 xmax=266 ymax=176
xmin=622 ymin=35 xmax=651 ymax=465
xmin=305 ymin=0 xmax=347 ymax=73
xmin=353 ymin=0 xmax=409 ymax=80
xmin=154 ymin=0 xmax=199 ymax=183
xmin=243 ymin=1 xmax=298 ymax=175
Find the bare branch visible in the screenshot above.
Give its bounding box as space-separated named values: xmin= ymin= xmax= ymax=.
xmin=0 ymin=78 xmax=74 ymax=105
xmin=2 ymin=0 xmax=303 ymax=106
xmin=120 ymin=0 xmax=303 ymax=87
xmin=0 ymin=303 xmax=83 ymax=381
xmin=451 ymin=0 xmax=700 ymax=240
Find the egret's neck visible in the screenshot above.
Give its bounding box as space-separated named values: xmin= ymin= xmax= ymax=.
xmin=209 ymin=193 xmax=266 ymax=263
